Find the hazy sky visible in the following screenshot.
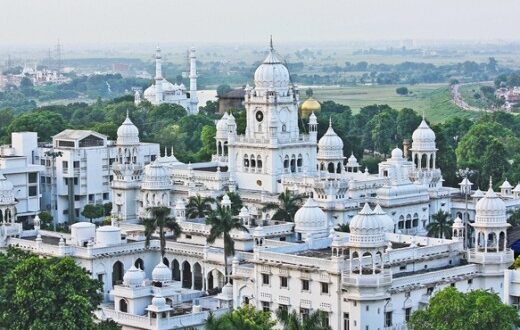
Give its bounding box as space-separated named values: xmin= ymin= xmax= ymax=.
xmin=1 ymin=0 xmax=519 ymax=46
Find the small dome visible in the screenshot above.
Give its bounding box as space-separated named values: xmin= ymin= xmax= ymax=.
xmin=294 ymin=198 xmax=327 ymax=231
xmin=348 ymin=203 xmax=386 ymax=247
xmin=152 ymin=261 xmax=172 ymax=282
xmin=513 ymin=183 xmax=520 ymax=193
xmin=221 ymin=283 xmax=233 ymax=299
xmin=501 ymin=179 xmax=512 ymax=189
xmin=254 ymin=48 xmax=290 ymax=91
xmin=161 ymin=79 xmax=176 ymax=92
xmin=239 ymin=206 xmax=249 ymax=218
xmin=412 ymin=119 xmax=436 ymax=150
xmin=472 ymin=188 xmax=484 ymax=198
xmin=350 ymin=204 xmax=382 ymax=233
xmin=391 ymin=147 xmax=403 ymax=159
xmin=300 ymin=97 xmax=321 ymax=118
xmin=143 ymin=163 xmax=168 ymax=183
xmin=216 ymin=112 xmax=229 ymax=131
xmin=346 ymin=153 xmax=360 ymax=168
xmin=143 ymin=85 xmax=155 ymax=98
xmin=318 ymin=121 xmax=344 ymax=159
xmin=123 ymin=265 xmax=145 ymax=287
xmin=117 ymin=114 xmax=139 ymax=145
xmin=475 ymin=185 xmax=507 ymax=225
xmin=373 ymin=204 xmax=394 ymax=232
xmin=152 ymin=294 xmax=167 ymax=307
xmin=453 ymin=216 xmax=464 ymax=230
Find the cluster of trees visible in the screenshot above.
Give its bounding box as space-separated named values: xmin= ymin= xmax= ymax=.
xmin=0 ymin=247 xmax=119 ymax=330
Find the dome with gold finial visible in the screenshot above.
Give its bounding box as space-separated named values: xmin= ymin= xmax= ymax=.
xmin=300 ymin=97 xmax=321 ymax=119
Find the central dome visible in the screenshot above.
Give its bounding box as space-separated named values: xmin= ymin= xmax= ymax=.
xmin=300 ymin=97 xmax=321 ymax=118
xmin=117 ymin=114 xmax=139 ymax=145
xmin=254 ymin=47 xmax=290 ymax=91
xmin=475 ymin=185 xmax=506 ymax=225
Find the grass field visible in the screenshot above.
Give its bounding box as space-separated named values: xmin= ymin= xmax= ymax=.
xmin=311 ymin=84 xmax=482 ymax=124
xmin=458 ymin=82 xmax=495 ymax=109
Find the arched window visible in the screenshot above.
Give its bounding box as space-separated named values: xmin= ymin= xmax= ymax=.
xmin=250 ymin=154 xmax=256 ymax=168
xmin=172 ymin=259 xmax=180 ymax=281
xmin=182 ymin=261 xmax=192 ymax=289
xmin=290 ymin=155 xmax=296 ymax=173
xmin=297 ymin=154 xmax=303 ymax=168
xmin=112 ymin=261 xmax=124 ymax=285
xmin=163 ymin=257 xmax=169 ymax=267
xmin=243 ymin=155 xmax=249 ymax=168
xmin=336 ymin=162 xmax=342 ymax=173
xmin=421 ymin=154 xmax=427 ymax=169
xmin=119 ymin=299 xmax=128 ymax=312
xmin=134 ymin=258 xmax=144 ymax=270
xmin=284 ymin=155 xmax=289 ymax=170
xmin=327 ymin=162 xmax=335 ymax=173
xmin=257 ymin=155 xmax=262 ymax=170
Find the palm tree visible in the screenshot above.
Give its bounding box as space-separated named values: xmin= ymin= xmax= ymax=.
xmin=427 ymin=210 xmax=453 ymax=239
xmin=335 ymin=223 xmax=350 ymax=233
xmin=206 ymin=203 xmax=249 ymax=284
xmin=262 ymin=189 xmax=303 ymax=222
xmin=276 ymin=308 xmax=332 ymax=330
xmin=186 ymin=194 xmax=215 ymax=219
xmin=142 ymin=206 xmax=181 ymax=256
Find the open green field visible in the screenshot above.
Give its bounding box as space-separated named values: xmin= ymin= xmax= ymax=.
xmin=311 ymin=84 xmax=482 ymax=124
xmin=458 ymin=82 xmax=495 ymax=109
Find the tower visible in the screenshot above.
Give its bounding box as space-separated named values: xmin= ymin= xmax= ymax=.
xmin=154 ymin=46 xmax=163 ymax=104
xmin=226 ymin=39 xmax=317 ymax=193
xmin=410 ymin=119 xmax=441 ymax=187
xmin=317 ymin=119 xmax=345 ymax=174
xmin=111 ymin=114 xmax=142 ymax=223
xmin=188 ymin=47 xmax=199 ymax=114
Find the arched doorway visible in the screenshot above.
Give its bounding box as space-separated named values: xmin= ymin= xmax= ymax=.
xmin=134 ymin=258 xmax=144 ymax=270
xmin=172 ymin=259 xmax=180 ymax=281
xmin=182 ymin=261 xmax=192 ymax=288
xmin=163 ymin=257 xmax=169 ymax=267
xmin=119 ymin=299 xmax=128 ymax=312
xmin=193 ymin=263 xmax=203 ymax=290
xmin=207 ymin=271 xmax=214 ymax=290
xmin=112 ymin=261 xmax=124 ymax=286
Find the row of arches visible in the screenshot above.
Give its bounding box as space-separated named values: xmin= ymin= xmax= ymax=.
xmin=0 ymin=207 xmax=14 ymax=224
xmin=349 ymin=250 xmax=384 ymax=274
xmin=318 ymin=161 xmax=343 ymax=174
xmin=397 ymin=213 xmax=420 ymax=233
xmin=412 ymin=152 xmax=436 ymax=170
xmin=243 ymin=154 xmax=264 ymax=173
xmin=216 ymin=141 xmax=228 ymax=157
xmin=475 ymin=231 xmax=507 ymax=252
xmin=117 ymin=147 xmax=138 ymax=165
xmin=283 ymin=154 xmax=303 ymax=174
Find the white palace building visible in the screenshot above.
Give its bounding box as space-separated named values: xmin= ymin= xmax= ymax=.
xmin=1 ymin=42 xmax=520 ymax=329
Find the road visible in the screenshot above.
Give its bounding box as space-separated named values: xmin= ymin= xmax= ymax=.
xmin=450 ymin=82 xmax=493 ymax=113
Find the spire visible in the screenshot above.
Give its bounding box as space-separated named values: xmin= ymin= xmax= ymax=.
xmin=329 ymin=116 xmax=332 ymax=127
xmin=126 ymin=109 xmax=129 ymax=119
xmin=269 ymin=35 xmax=273 ymax=51
xmin=489 ymin=176 xmax=493 ymax=191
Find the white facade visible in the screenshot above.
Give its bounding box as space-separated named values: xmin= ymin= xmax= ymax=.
xmin=136 ymin=47 xmax=199 ymax=115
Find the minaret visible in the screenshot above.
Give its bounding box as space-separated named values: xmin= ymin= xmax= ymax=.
xmin=154 ymin=46 xmax=163 ymax=104
xmin=189 ymin=47 xmax=199 ymax=114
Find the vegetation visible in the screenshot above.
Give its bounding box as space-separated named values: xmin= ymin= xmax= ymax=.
xmin=426 ymin=210 xmax=453 ymax=239
xmin=409 ymin=287 xmax=520 ymax=330
xmin=205 ymin=305 xmax=276 ymax=330
xmin=142 ymin=206 xmax=181 ymax=256
xmin=0 ymin=247 xmax=106 ymax=330
xmin=186 ymin=194 xmax=215 ymax=219
xmin=335 ymin=224 xmax=350 ymax=233
xmin=206 ymin=203 xmax=249 ymax=283
xmin=276 ymin=308 xmax=332 ymax=330
xmin=396 ymin=86 xmax=409 ymax=95
xmin=262 ymin=189 xmax=304 ymax=222
xmin=81 ymin=204 xmax=105 ymax=223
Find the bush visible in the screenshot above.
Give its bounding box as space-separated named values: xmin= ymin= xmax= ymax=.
xmin=396 ymin=86 xmax=409 ymax=95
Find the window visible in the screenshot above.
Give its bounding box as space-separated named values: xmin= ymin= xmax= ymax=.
xmin=385 ymin=311 xmax=392 ymax=327
xmin=185 ymin=234 xmax=192 ymax=239
xmin=427 ymin=287 xmax=434 ymax=295
xmin=300 ymin=308 xmax=310 ymax=320
xmin=405 ymin=307 xmax=412 ymax=322
xmin=343 ymin=313 xmax=350 ymax=330
xmin=103 ymin=193 xmax=109 ymax=200
xmin=468 ymin=279 xmax=473 ymax=285
xmin=302 ymin=279 xmax=309 ymax=291
xmin=40 ymin=159 xmax=45 ymax=165
xmin=27 ymin=172 xmax=37 ymax=183
xmin=73 ymin=161 xmax=80 ymax=168
xmin=278 ymin=304 xmax=288 ymax=314
xmin=280 ymin=276 xmax=288 ymax=288
xmin=62 ymin=161 xmax=68 ymax=169
xmin=321 ymin=282 xmax=329 ymax=294
xmin=73 ymin=177 xmax=78 ymax=185
xmin=399 ymin=265 xmax=407 ymax=271
xmin=28 ymin=186 xmax=37 ymax=197
xmin=74 ymin=195 xmax=80 ymax=201
xmin=261 ymin=301 xmax=270 ymax=312
xmin=89 ymin=194 xmax=94 ymax=202
xmin=262 ymin=273 xmax=270 ymax=285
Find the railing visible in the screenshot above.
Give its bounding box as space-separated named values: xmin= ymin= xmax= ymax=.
xmin=342 ymin=269 xmax=392 ymax=287
xmin=468 ymin=249 xmax=514 ymax=264
xmin=259 ymin=250 xmax=336 ymax=270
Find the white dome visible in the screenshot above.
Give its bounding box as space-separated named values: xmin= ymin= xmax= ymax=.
xmin=475 ymin=186 xmax=507 ymax=226
xmin=0 ymin=174 xmax=15 ymax=205
xmin=221 ymin=283 xmax=233 ymax=299
xmin=144 ymin=85 xmax=155 ymax=98
xmin=349 ymin=203 xmax=386 ymax=247
xmin=152 ymin=294 xmax=167 ymax=307
xmin=391 ymin=147 xmax=403 ymax=159
xmin=294 ymin=198 xmax=327 ymax=231
xmin=373 ymin=204 xmax=394 ymax=232
xmin=216 ymin=113 xmax=229 ymax=136
xmin=501 ymin=179 xmax=512 ymax=189
xmin=162 ymin=79 xmax=176 ymax=92
xmin=117 ymin=115 xmax=139 ymax=145
xmin=347 ymin=153 xmax=359 ymax=166
xmin=254 ymin=48 xmax=290 ymax=91
xmin=309 ymin=112 xmax=317 ymax=124
xmin=318 ymin=121 xmax=344 ymax=159
xmin=123 ymin=265 xmax=145 ymax=287
xmin=472 ymin=188 xmax=484 ymax=198
xmin=513 ymin=183 xmax=520 ymax=193
xmin=152 ymin=261 xmax=172 ymax=282
xmin=142 ymin=162 xmax=170 ymax=190
xmin=453 ymin=216 xmax=464 ymax=230
xmin=412 ymin=119 xmax=436 ymax=150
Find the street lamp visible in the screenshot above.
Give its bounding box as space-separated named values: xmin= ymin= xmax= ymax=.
xmin=457 ymin=168 xmax=474 ymax=249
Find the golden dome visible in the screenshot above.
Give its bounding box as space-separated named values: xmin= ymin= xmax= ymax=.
xmin=300 ymin=97 xmax=321 ymax=119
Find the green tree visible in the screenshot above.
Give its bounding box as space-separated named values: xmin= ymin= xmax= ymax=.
xmin=426 ymin=210 xmax=453 ymax=239
xmin=370 ymin=109 xmax=398 ymax=154
xmin=186 ymin=194 xmax=215 ymax=219
xmin=276 ymin=308 xmax=332 ymax=330
xmin=206 ymin=203 xmax=249 ymax=283
xmin=38 ymin=211 xmax=54 ymax=229
xmin=81 ymin=204 xmax=105 ymax=223
xmin=142 ymin=206 xmax=181 ymax=257
xmin=8 ymin=110 xmax=66 ymax=142
xmin=96 ymin=320 xmax=122 ymax=330
xmin=205 ymin=305 xmax=275 ymax=330
xmin=481 ymin=138 xmax=510 ymax=189
xmin=335 ymin=224 xmax=350 ymax=233
xmin=218 ymin=191 xmax=243 ymax=216
xmin=396 ymin=108 xmax=422 ymax=143
xmin=216 ymin=84 xmax=232 ymax=97
xmin=103 ymin=202 xmax=113 ymax=216
xmin=409 ymin=287 xmax=520 ymax=330
xmin=262 ymin=189 xmax=304 ymax=222
xmin=396 ymin=86 xmax=409 ymax=95
xmin=199 ymin=125 xmax=217 ymax=160
xmin=0 ymin=250 xmax=102 ymax=330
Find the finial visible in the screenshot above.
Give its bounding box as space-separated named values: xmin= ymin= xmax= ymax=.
xmin=422 ymin=110 xmax=425 ymax=120
xmin=489 ymin=176 xmax=493 ymax=189
xmin=269 ymin=35 xmax=273 ymax=51
xmin=329 ymin=116 xmax=332 ymax=127
xmin=171 ymin=146 xmax=174 ymax=156
xmin=126 ymin=109 xmax=129 ymax=119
